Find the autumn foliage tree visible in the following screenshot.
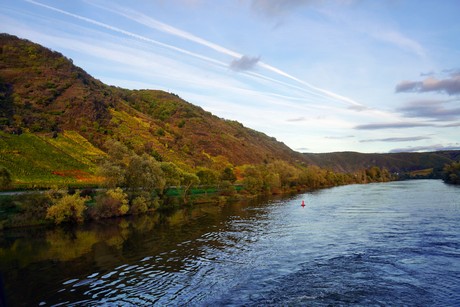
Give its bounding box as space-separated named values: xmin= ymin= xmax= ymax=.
xmin=46 ymin=191 xmax=89 ymax=225
xmin=98 ymin=140 xmax=165 ymax=195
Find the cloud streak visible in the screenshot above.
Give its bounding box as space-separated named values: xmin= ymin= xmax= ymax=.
xmin=398 ymin=99 xmax=460 ymax=121
xmin=395 ymin=75 xmax=460 ymax=95
xmin=443 ymin=122 xmax=460 ymax=127
xmin=360 ymin=136 xmax=430 ymax=143
xmin=377 ymin=31 xmax=426 ymax=58
xmin=325 ymin=135 xmax=354 ymax=140
xmin=295 ymin=147 xmax=310 ymax=152
xmin=354 ymin=122 xmax=433 ymax=130
xmin=286 ymin=116 xmax=306 ymax=122
xmin=389 ymin=144 xmax=460 ymax=153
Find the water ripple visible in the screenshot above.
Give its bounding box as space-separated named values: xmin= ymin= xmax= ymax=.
xmin=18 ymin=180 xmax=460 ymax=306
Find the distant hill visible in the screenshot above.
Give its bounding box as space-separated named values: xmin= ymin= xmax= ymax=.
xmin=303 ymin=151 xmax=460 ymax=178
xmin=1 ymin=33 xmax=458 ymax=187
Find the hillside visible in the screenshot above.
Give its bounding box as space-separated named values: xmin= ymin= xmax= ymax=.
xmin=1 ymin=33 xmax=458 ymax=188
xmin=0 ymin=33 xmax=307 ymax=186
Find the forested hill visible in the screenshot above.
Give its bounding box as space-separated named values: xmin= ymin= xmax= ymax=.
xmin=0 ymin=33 xmax=306 ymax=174
xmin=303 ymin=151 xmax=460 ymax=177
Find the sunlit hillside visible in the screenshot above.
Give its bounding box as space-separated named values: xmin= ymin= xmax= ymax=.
xmin=0 ymin=33 xmax=308 ymax=187
xmin=0 ymin=131 xmax=104 ymax=186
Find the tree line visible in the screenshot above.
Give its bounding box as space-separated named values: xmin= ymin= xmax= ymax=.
xmin=0 ymin=139 xmax=418 ymax=228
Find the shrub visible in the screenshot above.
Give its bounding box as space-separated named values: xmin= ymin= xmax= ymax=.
xmin=92 ymin=188 xmax=129 ymax=219
xmin=106 ymin=188 xmax=129 ymax=214
xmin=46 ymin=192 xmax=88 ymax=225
xmin=130 ymin=196 xmax=148 ymax=215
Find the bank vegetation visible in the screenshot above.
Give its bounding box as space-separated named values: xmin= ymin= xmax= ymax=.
xmin=0 ymin=139 xmax=398 ymax=229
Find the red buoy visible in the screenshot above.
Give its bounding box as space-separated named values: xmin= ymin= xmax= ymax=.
xmin=301 ymin=200 xmax=305 ymax=207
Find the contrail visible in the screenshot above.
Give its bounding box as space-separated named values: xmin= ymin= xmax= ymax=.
xmin=94 ymin=3 xmax=366 ymax=109
xmin=85 ymin=1 xmax=242 ymax=58
xmin=25 ymin=0 xmax=228 ymax=68
xmin=24 ymin=0 xmax=332 ymax=108
xmin=27 ymin=0 xmax=365 ymax=109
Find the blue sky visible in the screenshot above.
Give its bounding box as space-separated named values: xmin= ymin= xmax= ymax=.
xmin=1 ymin=0 xmax=459 ymax=153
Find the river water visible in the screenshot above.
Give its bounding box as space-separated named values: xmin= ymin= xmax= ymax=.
xmin=1 ymin=180 xmax=459 ymax=306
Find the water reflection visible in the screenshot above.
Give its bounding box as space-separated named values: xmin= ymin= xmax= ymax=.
xmin=0 ymin=196 xmax=278 ymax=306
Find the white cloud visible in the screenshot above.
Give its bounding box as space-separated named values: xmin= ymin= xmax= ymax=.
xmin=230 ymin=55 xmax=261 ymax=71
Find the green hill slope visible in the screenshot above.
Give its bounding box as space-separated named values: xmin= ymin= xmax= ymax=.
xmin=0 ymin=131 xmax=104 ymax=187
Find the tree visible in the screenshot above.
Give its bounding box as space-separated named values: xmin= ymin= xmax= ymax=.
xmin=46 ymin=191 xmax=88 ymax=225
xmin=298 ymin=165 xmax=327 ymax=189
xmin=211 ymin=155 xmax=232 ymax=172
xmin=160 ymin=162 xmax=182 ymax=195
xmin=104 ymin=139 xmax=129 ymax=162
xmin=98 ymin=160 xmax=125 ymax=188
xmin=263 ymin=171 xmax=281 ymax=193
xmin=180 ymin=170 xmax=200 ymax=203
xmin=125 ymin=154 xmax=165 ymax=195
xmin=220 ymin=167 xmax=237 ymax=183
xmin=268 ymin=160 xmax=300 ymax=188
xmin=99 ymin=140 xmax=165 ymax=199
xmin=196 ymin=168 xmax=218 ymax=186
xmin=241 ymin=165 xmax=264 ymax=193
xmin=98 ymin=139 xmax=129 ymax=188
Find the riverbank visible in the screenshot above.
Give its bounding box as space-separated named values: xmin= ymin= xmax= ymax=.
xmin=0 ymin=167 xmax=400 ymax=230
xmin=0 ymin=184 xmax=298 ymax=230
xmin=0 ymin=178 xmax=353 ymax=230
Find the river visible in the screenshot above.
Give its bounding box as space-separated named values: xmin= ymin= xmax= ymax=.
xmin=1 ymin=180 xmax=459 ymax=306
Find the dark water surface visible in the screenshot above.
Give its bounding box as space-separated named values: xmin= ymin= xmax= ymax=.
xmin=1 ymin=180 xmax=459 ymax=306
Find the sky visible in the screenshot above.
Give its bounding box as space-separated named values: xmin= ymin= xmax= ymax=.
xmin=1 ymin=0 xmax=459 ymax=153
